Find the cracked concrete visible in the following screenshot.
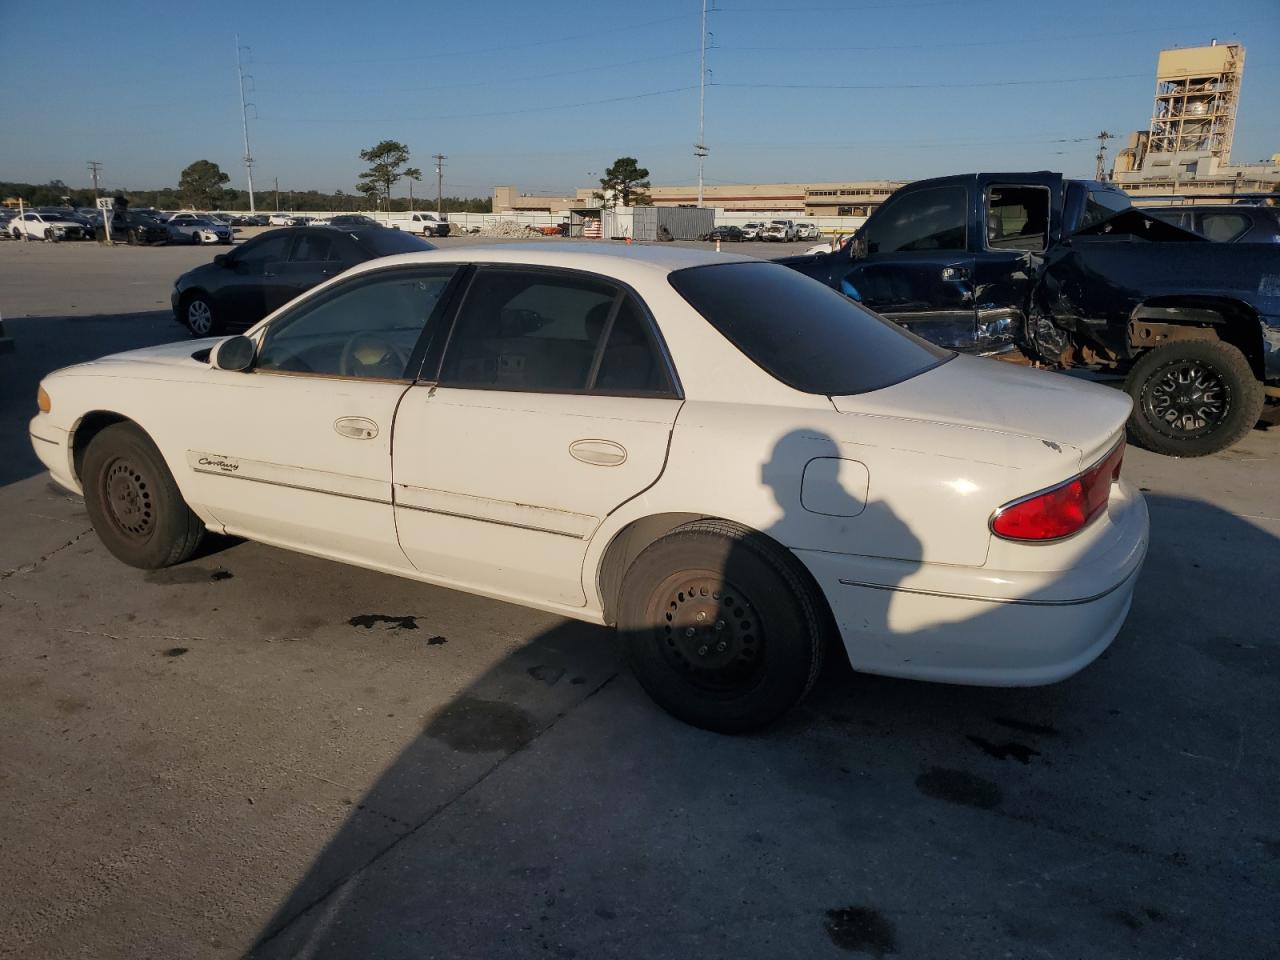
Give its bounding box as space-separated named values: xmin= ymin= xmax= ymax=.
xmin=1 ymin=241 xmax=1278 ymax=959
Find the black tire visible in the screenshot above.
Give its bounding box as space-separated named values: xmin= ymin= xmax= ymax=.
xmin=126 ymin=230 xmax=137 ymax=246
xmin=1124 ymin=339 xmax=1264 ymax=457
xmin=82 ymin=422 xmax=204 ymax=569
xmin=44 ymin=228 xmax=56 ymax=243
xmin=180 ymin=291 xmax=222 ymax=337
xmin=10 ymin=227 xmax=19 ymax=240
xmin=616 ymin=520 xmax=827 ymax=733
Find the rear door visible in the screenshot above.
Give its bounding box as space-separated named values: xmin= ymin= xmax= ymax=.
xmin=843 ymin=182 xmax=977 ymax=348
xmin=392 ymin=265 xmax=682 ymax=607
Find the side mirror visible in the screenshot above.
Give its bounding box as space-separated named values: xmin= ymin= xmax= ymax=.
xmin=210 ymin=335 xmax=255 ymax=372
xmin=213 ymin=253 xmax=231 ymax=267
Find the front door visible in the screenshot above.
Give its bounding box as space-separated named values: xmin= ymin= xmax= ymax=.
xmin=182 ymin=264 xmax=459 ymax=567
xmin=842 ymin=182 xmax=977 ymax=349
xmin=392 ymin=266 xmax=682 ymax=607
xmin=972 ymin=180 xmax=1059 ymax=353
xmin=220 ymin=232 xmax=294 ymax=324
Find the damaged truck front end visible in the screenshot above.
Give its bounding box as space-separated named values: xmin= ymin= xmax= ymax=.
xmin=778 ymin=172 xmax=1279 ymax=456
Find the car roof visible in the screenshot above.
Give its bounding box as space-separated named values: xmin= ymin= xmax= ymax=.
xmin=345 ymin=242 xmax=754 ymax=280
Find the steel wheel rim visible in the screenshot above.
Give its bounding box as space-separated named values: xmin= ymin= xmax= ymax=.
xmin=1142 ymin=358 xmax=1231 ymax=440
xmin=103 ymin=458 xmax=155 ymax=539
xmin=647 ymin=569 xmax=768 ymax=695
xmin=187 ymin=300 xmax=212 ymax=334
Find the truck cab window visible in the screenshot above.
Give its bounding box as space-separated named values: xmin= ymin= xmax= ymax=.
xmin=986 ymin=185 xmax=1050 ymax=252
xmin=863 ymin=185 xmax=966 ymax=254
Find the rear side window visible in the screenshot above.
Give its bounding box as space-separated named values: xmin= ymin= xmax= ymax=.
xmin=438 ymin=268 xmax=675 ymax=395
xmin=1198 ymin=212 xmax=1250 ymax=242
xmin=669 ymin=261 xmax=951 ymax=396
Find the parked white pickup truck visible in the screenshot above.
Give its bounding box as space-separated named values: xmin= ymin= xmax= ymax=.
xmin=391 ymin=212 xmax=450 ymax=237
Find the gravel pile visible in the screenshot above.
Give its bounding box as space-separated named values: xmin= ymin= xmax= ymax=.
xmin=473 ymin=220 xmax=546 ymax=238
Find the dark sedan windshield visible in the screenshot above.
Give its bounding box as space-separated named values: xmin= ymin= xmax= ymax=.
xmin=353 ymin=230 xmax=436 ymax=256
xmin=669 ymin=261 xmax=952 ymax=396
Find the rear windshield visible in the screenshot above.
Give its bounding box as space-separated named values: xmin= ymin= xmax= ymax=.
xmin=354 ymin=230 xmax=436 ymax=256
xmin=669 ymin=261 xmax=952 ymax=395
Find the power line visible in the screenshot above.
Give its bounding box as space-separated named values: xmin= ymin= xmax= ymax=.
xmin=253 ymin=12 xmax=698 ymax=65
xmin=716 ymin=73 xmax=1146 ymax=91
xmin=723 ymin=23 xmax=1249 ymax=53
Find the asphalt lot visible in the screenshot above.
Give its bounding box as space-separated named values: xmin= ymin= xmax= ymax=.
xmin=1 ymin=239 xmax=1278 ymax=959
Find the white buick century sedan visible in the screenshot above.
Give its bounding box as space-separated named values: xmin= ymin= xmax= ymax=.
xmin=29 ymin=245 xmax=1148 ymax=732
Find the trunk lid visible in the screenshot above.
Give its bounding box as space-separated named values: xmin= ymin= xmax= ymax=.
xmin=831 ymin=355 xmax=1130 ymax=467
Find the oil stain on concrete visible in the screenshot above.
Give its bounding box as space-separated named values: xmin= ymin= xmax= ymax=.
xmin=424 ymin=696 xmax=536 ymax=754
xmin=348 ymin=614 xmax=420 ymax=630
xmin=824 ymin=905 xmax=897 ymax=956
xmin=915 ymin=767 xmax=1002 ymax=809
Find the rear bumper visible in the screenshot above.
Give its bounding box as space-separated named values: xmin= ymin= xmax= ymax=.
xmin=796 ymin=485 xmax=1149 ymax=686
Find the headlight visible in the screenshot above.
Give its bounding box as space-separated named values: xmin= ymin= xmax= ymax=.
xmin=37 ymin=386 xmax=51 ymax=413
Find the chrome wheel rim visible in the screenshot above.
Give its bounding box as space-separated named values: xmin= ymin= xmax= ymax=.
xmin=187 ymin=299 xmax=212 ymax=334
xmin=1142 ymin=359 xmax=1231 ymax=440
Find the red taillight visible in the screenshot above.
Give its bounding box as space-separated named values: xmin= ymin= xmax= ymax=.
xmin=991 ymin=440 xmax=1125 ymax=542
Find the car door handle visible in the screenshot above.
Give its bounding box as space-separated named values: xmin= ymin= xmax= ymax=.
xmin=569 ymin=439 xmax=627 ymax=466
xmin=941 ymin=265 xmax=969 ymax=281
xmin=334 ymin=417 xmax=379 ymax=440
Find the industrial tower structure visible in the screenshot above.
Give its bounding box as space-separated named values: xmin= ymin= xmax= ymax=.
xmin=1146 ymin=40 xmax=1244 ymax=163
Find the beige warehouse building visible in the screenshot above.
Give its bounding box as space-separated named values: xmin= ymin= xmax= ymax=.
xmin=494 ymin=180 xmax=908 ymax=216
xmin=1112 ymin=40 xmax=1280 ymax=200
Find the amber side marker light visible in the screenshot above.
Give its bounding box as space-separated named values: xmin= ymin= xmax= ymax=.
xmin=991 ymin=441 xmax=1125 ymax=543
xmin=37 ymin=386 xmax=51 ymax=413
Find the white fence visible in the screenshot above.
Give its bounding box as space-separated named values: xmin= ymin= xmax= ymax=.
xmin=246 ymin=208 xmax=866 ymax=237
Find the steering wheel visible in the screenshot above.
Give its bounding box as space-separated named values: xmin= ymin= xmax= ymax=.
xmin=338 ymin=332 xmax=409 ymax=378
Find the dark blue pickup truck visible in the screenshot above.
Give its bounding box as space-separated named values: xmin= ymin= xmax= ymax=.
xmin=782 ymin=172 xmax=1280 ymax=456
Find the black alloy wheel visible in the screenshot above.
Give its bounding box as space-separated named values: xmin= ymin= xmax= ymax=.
xmin=1125 ymin=339 xmax=1264 ymax=457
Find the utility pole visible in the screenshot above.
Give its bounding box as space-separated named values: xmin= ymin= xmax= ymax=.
xmin=87 ymin=161 xmax=104 ymax=243
xmin=1094 ymin=130 xmax=1113 ymax=181
xmin=695 ymin=0 xmax=710 ymax=206
xmin=274 ymin=176 xmax=279 ymax=212
xmin=235 ymin=35 xmax=257 ymax=213
xmin=433 ymin=153 xmax=446 ymax=216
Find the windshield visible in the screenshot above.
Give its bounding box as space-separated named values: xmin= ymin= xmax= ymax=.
xmin=669 ymin=261 xmax=952 ymax=395
xmin=354 ymin=230 xmax=436 ymax=256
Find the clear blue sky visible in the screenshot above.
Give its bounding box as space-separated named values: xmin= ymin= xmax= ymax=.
xmin=1 ymin=0 xmax=1277 ymax=197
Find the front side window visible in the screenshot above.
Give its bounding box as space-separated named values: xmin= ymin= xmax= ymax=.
xmin=289 ymin=233 xmax=335 ymax=262
xmin=257 ymin=268 xmax=456 ymax=379
xmin=1078 ymin=189 xmax=1132 ymax=230
xmin=985 ymin=185 xmax=1050 ymax=252
xmin=438 ymin=268 xmax=674 ymax=395
xmin=863 ymin=185 xmax=967 ymax=254
xmin=233 ymin=234 xmax=290 ymax=270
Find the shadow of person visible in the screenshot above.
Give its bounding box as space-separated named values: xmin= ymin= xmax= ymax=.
xmin=246 ymin=431 xmax=1190 ymax=959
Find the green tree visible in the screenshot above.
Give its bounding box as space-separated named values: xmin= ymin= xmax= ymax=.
xmin=178 ymin=160 xmax=231 ymax=209
xmin=594 ymin=157 xmax=651 ymax=208
xmin=403 ymin=166 xmax=423 ymax=210
xmin=357 ymin=140 xmax=412 ymax=211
